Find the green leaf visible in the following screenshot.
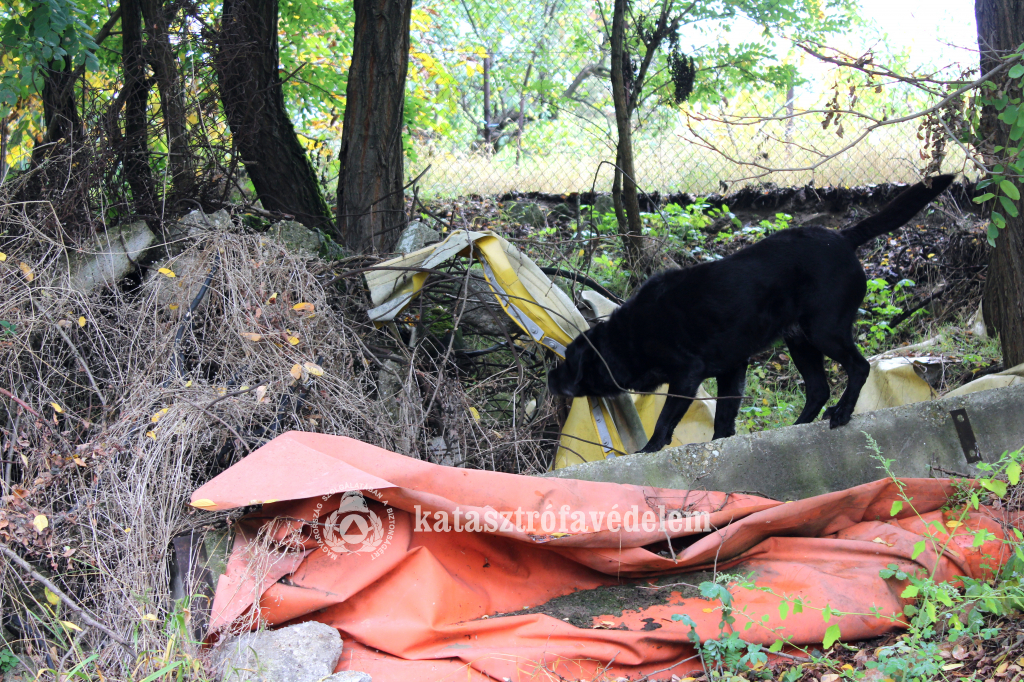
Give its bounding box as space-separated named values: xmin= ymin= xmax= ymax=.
xmin=137 ymin=662 xmax=183 ymax=682
xmin=1000 ymin=106 xmax=1020 ymax=125
xmin=769 ymin=639 xmax=784 ymax=652
xmin=779 ymin=601 xmax=789 ymax=621
xmin=1000 ymin=180 xmax=1021 ymax=200
xmin=1011 ymin=63 xmax=1024 ymax=79
xmin=822 ymin=604 xmax=833 ymax=623
xmin=1000 ymin=195 xmax=1020 ymax=217
xmin=981 ymin=479 xmax=1008 ymax=497
xmin=988 ymin=223 xmax=1001 ymax=246
xmin=822 ymin=624 xmax=842 ymax=649
xmin=912 ymin=540 xmax=927 ymax=560
xmin=889 ymin=500 xmax=903 ymax=516
xmin=935 ymin=590 xmax=953 ymax=607
xmin=1007 ymin=461 xmax=1021 ymax=485
xmin=992 ymin=211 xmax=1007 ymax=229
xmin=901 ymin=584 xmax=920 ymax=599
xmin=974 ymin=192 xmax=996 ymax=203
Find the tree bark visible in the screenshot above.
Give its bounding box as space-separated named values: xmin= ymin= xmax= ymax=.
xmin=31 ymin=60 xmax=84 ymax=164
xmin=215 ymin=0 xmax=331 ymax=229
xmin=336 ymin=0 xmax=413 ymax=254
xmin=120 ymin=0 xmax=158 ymax=223
xmin=140 ymin=0 xmax=195 ymax=203
xmin=609 ymin=0 xmax=645 ymax=282
xmin=977 ymin=0 xmax=1024 ymax=366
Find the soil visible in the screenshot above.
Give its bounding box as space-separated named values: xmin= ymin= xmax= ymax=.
xmin=488 ymin=569 xmax=718 ymax=629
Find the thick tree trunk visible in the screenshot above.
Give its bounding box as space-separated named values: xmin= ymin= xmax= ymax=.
xmin=140 ymin=0 xmax=194 ymax=202
xmin=120 ymin=0 xmax=158 ymax=223
xmin=977 ymin=0 xmax=1024 ymax=366
xmin=336 ymin=0 xmax=412 ymax=254
xmin=215 ymin=0 xmax=331 ymax=230
xmin=31 ymin=60 xmax=83 ymax=163
xmin=609 ymin=0 xmax=645 ymax=282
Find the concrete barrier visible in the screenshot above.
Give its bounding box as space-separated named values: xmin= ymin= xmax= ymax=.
xmin=546 ymin=384 xmax=1024 ymax=501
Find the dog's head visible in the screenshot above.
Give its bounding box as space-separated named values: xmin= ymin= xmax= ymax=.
xmin=547 ymin=324 xmax=621 ymax=398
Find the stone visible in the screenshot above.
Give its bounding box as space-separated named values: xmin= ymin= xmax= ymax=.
xmin=504 ymin=201 xmax=546 ymax=227
xmin=68 ymin=220 xmax=155 ymax=294
xmin=321 ymin=673 xmax=371 ymax=682
xmin=212 ymin=621 xmax=343 ymax=682
xmin=548 ymin=202 xmax=578 ymax=220
xmin=455 ymin=274 xmax=509 ymax=336
xmin=546 ymin=383 xmax=1024 ymax=501
xmin=145 ymin=251 xmax=215 ymax=314
xmin=180 ymin=209 xmax=233 ymax=234
xmin=395 ymin=221 xmax=441 ymax=254
xmin=270 ymin=220 xmax=323 ymax=258
xmin=592 ymin=194 xmax=614 ymax=215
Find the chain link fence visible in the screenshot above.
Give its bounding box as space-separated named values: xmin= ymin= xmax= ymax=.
xmin=406 ymin=2 xmax=977 ymax=198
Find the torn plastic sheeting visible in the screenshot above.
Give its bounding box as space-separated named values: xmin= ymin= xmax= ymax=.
xmin=946 ymin=361 xmax=1024 ymax=398
xmin=192 ymin=431 xmax=1021 ymax=681
xmin=852 ymin=356 xmax=939 ymax=414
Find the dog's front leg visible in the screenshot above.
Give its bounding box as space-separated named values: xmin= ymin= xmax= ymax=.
xmin=640 ymin=376 xmax=702 ymax=453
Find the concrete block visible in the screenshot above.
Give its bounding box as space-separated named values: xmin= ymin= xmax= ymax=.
xmin=68 ymin=220 xmax=155 ymax=294
xmin=547 ymin=384 xmax=1024 ymax=501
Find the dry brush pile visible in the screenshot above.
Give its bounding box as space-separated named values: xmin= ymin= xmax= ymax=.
xmin=0 ymin=196 xmax=559 ymax=676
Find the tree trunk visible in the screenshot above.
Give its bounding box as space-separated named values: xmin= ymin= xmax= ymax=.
xmin=140 ymin=0 xmax=194 ymax=203
xmin=215 ymin=0 xmax=331 ymax=230
xmin=336 ymin=0 xmax=413 ymax=254
xmin=31 ymin=60 xmax=83 ymax=163
xmin=120 ymin=0 xmax=158 ymax=223
xmin=609 ymin=0 xmax=645 ymax=282
xmin=977 ymin=0 xmax=1024 ymax=366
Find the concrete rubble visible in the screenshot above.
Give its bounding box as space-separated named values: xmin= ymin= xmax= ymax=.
xmin=548 ymin=384 xmax=1024 ymax=501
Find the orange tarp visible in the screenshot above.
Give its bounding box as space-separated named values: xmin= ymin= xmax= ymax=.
xmin=192 ymin=432 xmax=1020 ymax=681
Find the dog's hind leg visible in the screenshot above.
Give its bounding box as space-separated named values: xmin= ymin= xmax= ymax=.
xmin=640 ymin=375 xmax=703 ymax=453
xmin=713 ymin=362 xmax=748 ymax=439
xmin=785 ymin=334 xmax=830 ymax=424
xmin=816 ymin=334 xmax=871 ymax=429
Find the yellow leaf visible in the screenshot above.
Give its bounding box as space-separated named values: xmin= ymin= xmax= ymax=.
xmin=141 ymin=613 xmax=158 ymax=622
xmin=469 ymin=407 xmax=481 ymax=421
xmin=151 ymin=408 xmax=168 ymax=423
xmin=290 ymin=364 xmax=304 ymax=381
xmin=146 ymin=431 xmax=157 ymax=439
xmin=945 ymin=520 xmax=963 ymax=528
xmin=267 ymin=292 xmax=278 ymax=304
xmin=186 ymin=113 xmax=198 ymax=125
xmin=702 ymin=608 xmax=715 ymax=613
xmin=255 ymin=385 xmax=268 ymax=403
xmin=61 ymin=621 xmax=83 ymax=632
xmin=241 ymin=332 xmax=263 ymax=342
xmin=191 ymin=499 xmax=217 ymax=509
xmin=303 ymin=362 xmax=324 ymax=377
xmin=0 ymin=251 xmax=6 ymax=261
xmin=550 ymin=532 xmax=569 ymax=538
xmin=50 ymin=402 xmax=63 ymax=413
xmin=287 ymin=336 xmax=300 ymax=345
xmin=293 ymin=302 xmax=315 ymax=312
xmin=44 ymin=587 xmax=61 ymax=606
xmin=124 ymin=527 xmax=131 ymax=534
xmin=78 ymin=316 xmax=86 ymax=327
xmin=158 ymin=267 xmax=176 ymax=278
xmin=73 ymin=457 xmax=86 ymax=466
xmin=19 ymin=262 xmax=34 ymax=281
xmin=32 ymin=515 xmax=49 ymax=532
xmin=168 ymin=304 xmax=179 ymax=310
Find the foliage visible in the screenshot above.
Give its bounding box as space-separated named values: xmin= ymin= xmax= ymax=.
xmin=856 ymin=277 xmax=918 ymax=352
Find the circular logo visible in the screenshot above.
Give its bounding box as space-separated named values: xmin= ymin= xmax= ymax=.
xmin=314 ymin=490 xmax=391 ymax=557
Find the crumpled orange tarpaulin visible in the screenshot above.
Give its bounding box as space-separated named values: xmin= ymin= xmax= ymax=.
xmin=191 ymin=432 xmax=1021 ymax=681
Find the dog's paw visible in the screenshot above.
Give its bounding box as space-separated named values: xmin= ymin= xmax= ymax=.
xmin=827 ymin=405 xmax=852 ymax=429
xmin=638 ymin=437 xmax=668 ymax=453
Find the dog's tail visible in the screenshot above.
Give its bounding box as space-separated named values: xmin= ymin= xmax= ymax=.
xmin=841 ymin=174 xmax=956 ymax=248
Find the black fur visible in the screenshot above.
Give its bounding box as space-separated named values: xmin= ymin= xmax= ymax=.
xmin=548 ymin=175 xmax=955 ymax=453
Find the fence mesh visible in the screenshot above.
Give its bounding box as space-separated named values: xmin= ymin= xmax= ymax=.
xmin=406 ymin=1 xmax=978 ymax=198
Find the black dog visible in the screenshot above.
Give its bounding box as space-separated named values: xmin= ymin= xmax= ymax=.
xmin=549 ymin=175 xmax=955 ymax=453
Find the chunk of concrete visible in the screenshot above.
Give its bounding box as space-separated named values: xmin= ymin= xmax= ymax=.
xmin=546 ymin=384 xmax=1024 ymax=501
xmin=69 ymin=220 xmax=155 ymax=294
xmin=395 ymin=220 xmax=441 ymax=254
xmin=504 ymin=201 xmax=546 ymax=227
xmin=270 ymin=220 xmax=323 ymax=258
xmin=180 ymin=209 xmax=233 ymax=234
xmin=212 ymin=621 xmax=343 ymax=682
xmin=455 ymin=274 xmax=509 ymax=336
xmin=321 ymin=673 xmax=371 ymax=682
